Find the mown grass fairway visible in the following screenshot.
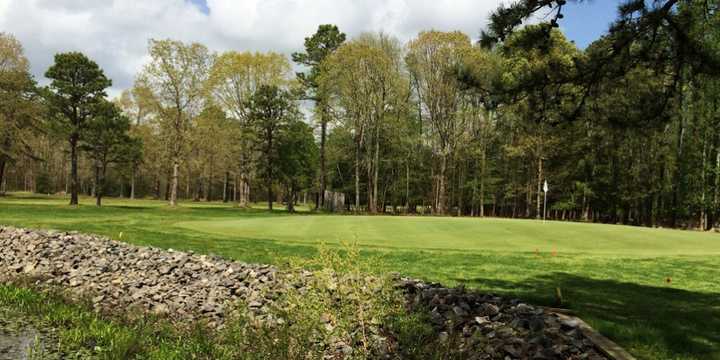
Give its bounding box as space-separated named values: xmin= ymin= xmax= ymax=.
xmin=2 ymin=193 xmax=720 ymax=359
xmin=179 ymin=216 xmax=720 ymax=255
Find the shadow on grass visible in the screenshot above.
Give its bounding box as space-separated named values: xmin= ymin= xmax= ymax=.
xmin=456 ymin=273 xmax=720 ymax=360
xmin=104 ymin=205 xmax=155 ymax=210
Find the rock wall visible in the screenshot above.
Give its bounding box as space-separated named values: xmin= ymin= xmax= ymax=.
xmin=0 ymin=226 xmax=611 ymax=359
xmin=399 ymin=280 xmax=609 ymax=359
xmin=0 ymin=226 xmax=280 ymax=327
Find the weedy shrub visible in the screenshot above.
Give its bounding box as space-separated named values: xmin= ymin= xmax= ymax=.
xmin=213 ymin=242 xmax=406 ymax=359
xmin=217 ymin=242 xmax=465 ymax=359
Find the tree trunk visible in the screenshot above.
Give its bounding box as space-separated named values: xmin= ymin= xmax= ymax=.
xmin=714 ymin=146 xmax=720 ymax=229
xmin=525 ymin=183 xmax=532 ymax=218
xmin=480 ymin=145 xmax=486 ymax=217
xmin=367 ymin=165 xmax=374 ymax=213
xmin=471 ymin=172 xmax=477 ymax=217
xmin=405 ymin=160 xmax=410 ymax=212
xmin=130 ymin=164 xmax=136 ymax=200
xmin=319 ymin=106 xmax=327 ymax=208
xmin=242 ymin=178 xmax=246 ymax=204
xmin=164 ymin=168 xmax=171 ymax=201
xmin=449 ymin=157 xmax=456 ymax=214
xmin=232 ymin=175 xmax=237 ymax=202
xmin=207 ymin=158 xmax=214 ymax=201
xmin=95 ymin=162 xmax=107 ymax=207
xmin=186 ymin=162 xmax=191 ymax=200
xmin=457 ymin=160 xmax=464 ymax=216
xmin=100 ymin=163 xmax=107 ymax=206
xmin=238 ymin=151 xmax=251 ymax=207
xmin=170 ymin=160 xmax=179 ymax=206
xmin=0 ymin=158 xmax=6 ymax=195
xmin=238 ymin=155 xmax=245 ymax=206
xmin=94 ymin=164 xmax=100 ymax=206
xmin=194 ymin=176 xmax=202 ymax=202
xmin=267 ymin=130 xmax=273 ymax=211
xmin=437 ymin=153 xmax=447 ymax=214
xmin=536 ymin=157 xmax=543 ymax=219
xmin=223 ymin=171 xmax=229 ymax=203
xmin=430 ymin=159 xmax=436 ymax=213
xmin=154 ymin=174 xmax=161 ymax=199
xmin=287 ymin=185 xmax=296 ymax=213
xmin=492 ymin=194 xmax=497 ymax=217
xmin=372 ymin=124 xmax=380 ymax=213
xmin=240 ymin=176 xmax=249 ymax=207
xmin=671 ymin=106 xmax=686 ymax=227
xmin=700 ymin=136 xmax=708 ymax=230
xmin=63 ymin=153 xmax=69 ymax=194
xmin=355 ymin=138 xmax=361 ymax=213
xmin=69 ymin=133 xmax=79 ymax=205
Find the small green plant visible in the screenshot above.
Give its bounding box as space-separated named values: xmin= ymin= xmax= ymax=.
xmin=26 ymin=334 xmax=48 ymax=360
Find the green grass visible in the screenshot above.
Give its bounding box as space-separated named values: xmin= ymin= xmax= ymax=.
xmin=179 ymin=215 xmax=720 ymax=255
xmin=1 ymin=192 xmax=719 ymax=359
xmin=0 ymin=282 xmax=212 ymax=359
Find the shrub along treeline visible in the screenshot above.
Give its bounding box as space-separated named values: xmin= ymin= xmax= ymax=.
xmin=1 ymin=1 xmax=719 ymax=229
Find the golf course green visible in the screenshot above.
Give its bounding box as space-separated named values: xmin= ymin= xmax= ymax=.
xmin=1 ymin=193 xmax=719 ymax=359
xmin=178 ymin=215 xmax=720 ymax=255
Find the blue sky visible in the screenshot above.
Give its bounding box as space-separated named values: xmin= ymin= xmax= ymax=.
xmin=188 ymin=0 xmax=210 ymax=14
xmin=186 ymin=0 xmax=624 ymax=48
xmin=3 ymin=0 xmax=626 ymax=95
xmin=559 ymin=0 xmax=624 ymax=48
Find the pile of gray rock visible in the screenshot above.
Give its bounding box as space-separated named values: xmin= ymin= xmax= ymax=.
xmin=399 ymin=280 xmax=608 ymax=359
xmin=0 ymin=226 xmax=610 ymax=359
xmin=0 ymin=226 xmax=280 ymax=327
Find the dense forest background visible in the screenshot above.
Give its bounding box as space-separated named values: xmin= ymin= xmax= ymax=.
xmin=1 ymin=0 xmax=719 ymax=229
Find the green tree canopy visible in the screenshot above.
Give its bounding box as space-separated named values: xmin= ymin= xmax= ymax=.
xmin=45 ymin=51 xmax=111 ymax=205
xmin=247 ymin=84 xmax=298 ymax=210
xmin=80 ymin=101 xmax=140 ymax=206
xmin=0 ymin=32 xmax=38 ymax=192
xmin=292 ymin=24 xmax=346 ymax=96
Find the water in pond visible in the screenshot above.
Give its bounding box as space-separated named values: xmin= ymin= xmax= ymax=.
xmin=0 ymin=308 xmax=59 ymax=360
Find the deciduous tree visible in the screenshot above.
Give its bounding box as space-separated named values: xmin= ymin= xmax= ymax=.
xmin=0 ymin=33 xmax=37 ymax=194
xmin=321 ymin=33 xmax=407 ymax=212
xmin=406 ymin=31 xmax=472 ymax=214
xmin=142 ymin=39 xmax=212 ymax=206
xmin=208 ymin=51 xmax=290 ymax=206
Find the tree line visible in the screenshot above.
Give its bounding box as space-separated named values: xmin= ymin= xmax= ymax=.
xmin=1 ymin=0 xmax=719 ymax=229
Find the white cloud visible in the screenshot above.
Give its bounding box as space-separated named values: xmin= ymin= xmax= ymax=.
xmin=0 ymin=0 xmax=504 ymax=97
